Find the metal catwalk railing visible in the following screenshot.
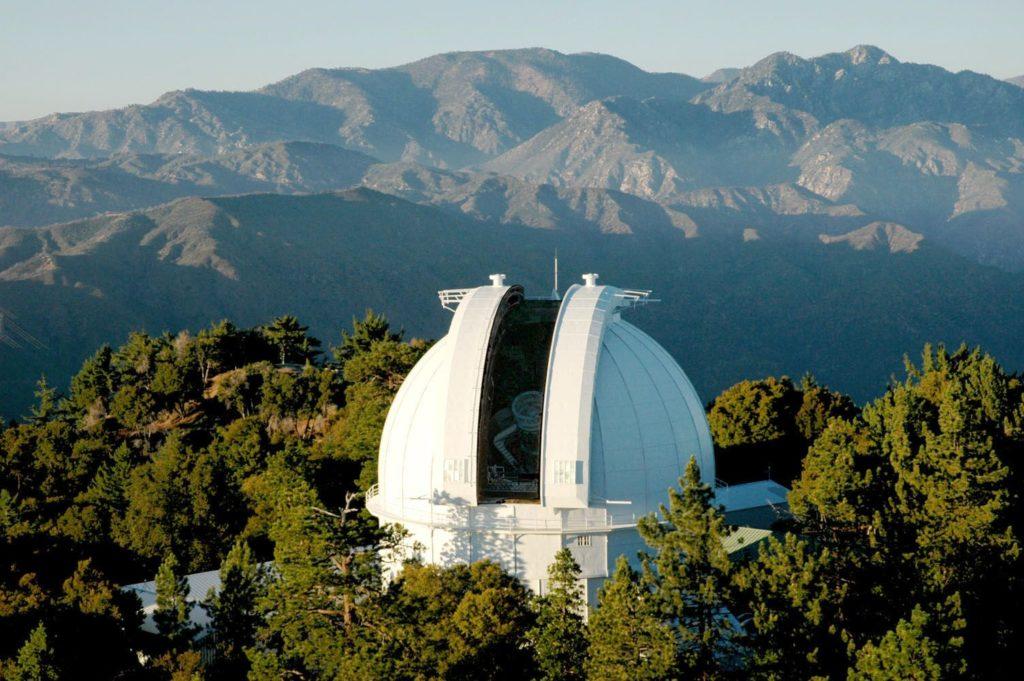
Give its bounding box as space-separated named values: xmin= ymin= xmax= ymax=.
xmin=366 ymin=485 xmax=647 ymax=533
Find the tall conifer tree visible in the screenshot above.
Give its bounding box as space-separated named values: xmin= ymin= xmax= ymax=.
xmin=153 ymin=552 xmax=199 ymax=650
xmin=530 ymin=548 xmax=587 ymax=680
xmin=204 ymin=539 xmax=266 ymax=679
xmin=8 ymin=624 xmax=58 ymax=681
xmin=638 ymin=458 xmax=735 ymax=679
xmin=848 ymin=603 xmax=965 ymax=680
xmin=735 ymin=533 xmax=852 ymax=679
xmin=586 ymin=556 xmax=675 ymax=680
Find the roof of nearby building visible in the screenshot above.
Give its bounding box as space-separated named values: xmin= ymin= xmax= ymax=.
xmin=716 ymin=479 xmax=789 ymax=511
xmin=718 ymin=479 xmax=791 ymax=530
xmin=723 ymin=526 xmax=775 ymax=559
xmin=122 ymin=569 xmax=221 ymax=635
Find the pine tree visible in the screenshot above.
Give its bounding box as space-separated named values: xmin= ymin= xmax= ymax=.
xmin=28 ymin=377 xmax=59 ymax=425
xmin=9 ymin=623 xmax=58 ymax=681
xmin=870 ymin=350 xmax=1017 ymax=597
xmin=707 ymin=377 xmax=801 ymax=448
xmin=865 ymin=345 xmax=1022 ymax=673
xmin=115 ymin=434 xmax=196 ymax=564
xmin=586 ymin=556 xmax=675 ymax=681
xmin=68 ymin=345 xmax=115 ymax=419
xmin=445 ymin=562 xmax=539 ymax=680
xmin=795 ymin=373 xmax=859 ymax=443
xmin=707 ymin=376 xmax=804 ymax=482
xmin=154 ymin=552 xmax=199 ymax=650
xmin=249 ymin=460 xmax=399 ymax=678
xmin=321 ymin=337 xmax=428 ymax=488
xmin=788 ymin=418 xmax=893 ymax=549
xmin=203 ymin=539 xmax=266 ymax=679
xmin=61 ymin=559 xmax=119 ymax=616
xmin=637 ymin=458 xmax=735 ymax=679
xmin=262 ymin=315 xmax=319 ymax=365
xmin=848 ymin=604 xmax=965 ymax=680
xmin=529 ymin=548 xmax=587 ymax=681
xmin=382 ymin=561 xmax=537 ymax=680
xmin=786 ymin=344 xmax=1024 ymax=676
xmin=787 ymin=415 xmax=916 ymax=649
xmin=332 ymin=309 xmax=402 ymax=370
xmin=735 ymin=533 xmax=852 ymax=679
xmin=85 ymin=443 xmax=134 ymax=520
xmin=194 ymin=320 xmax=239 ymax=383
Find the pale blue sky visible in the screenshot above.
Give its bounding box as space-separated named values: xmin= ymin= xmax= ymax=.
xmin=2 ymin=0 xmax=1022 ymax=121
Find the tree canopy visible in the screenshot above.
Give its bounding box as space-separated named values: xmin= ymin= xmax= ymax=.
xmin=2 ymin=309 xmax=1021 ymax=680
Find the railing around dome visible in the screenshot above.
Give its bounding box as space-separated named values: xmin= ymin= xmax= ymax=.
xmin=364 ymin=489 xmax=649 ymax=534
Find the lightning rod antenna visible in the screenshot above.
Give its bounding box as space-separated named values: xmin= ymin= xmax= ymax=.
xmin=551 ymin=250 xmax=560 ymax=300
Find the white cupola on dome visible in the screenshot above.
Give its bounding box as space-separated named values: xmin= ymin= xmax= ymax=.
xmin=367 ymin=274 xmax=718 ymax=602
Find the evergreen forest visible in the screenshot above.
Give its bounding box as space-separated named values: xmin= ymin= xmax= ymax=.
xmin=1 ymin=313 xmax=1021 ymax=680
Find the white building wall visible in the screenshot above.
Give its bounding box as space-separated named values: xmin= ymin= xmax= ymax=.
xmin=390 ymin=517 xmax=655 ymax=608
xmin=566 ymin=533 xmax=608 ymax=578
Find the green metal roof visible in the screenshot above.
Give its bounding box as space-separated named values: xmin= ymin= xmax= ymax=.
xmin=724 ymin=525 xmax=774 ymax=559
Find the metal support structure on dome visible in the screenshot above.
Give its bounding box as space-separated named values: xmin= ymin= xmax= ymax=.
xmin=615 ymin=289 xmax=658 ymax=309
xmin=438 ymin=288 xmax=474 ymax=312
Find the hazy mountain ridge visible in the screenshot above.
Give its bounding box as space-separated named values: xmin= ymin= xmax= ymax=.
xmin=482 ymin=96 xmax=795 ymax=198
xmin=361 ymin=162 xmax=700 ymax=236
xmin=818 ymin=221 xmax=923 ymax=253
xmin=791 ymin=118 xmax=1024 ymax=267
xmin=3 ymin=188 xmax=1023 ymax=419
xmin=478 ymin=47 xmax=1024 ymax=267
xmin=695 ymin=46 xmax=1024 ymax=136
xmin=0 ymin=142 xmax=378 ymax=227
xmin=3 ymin=45 xmax=1024 ymax=416
xmin=702 ymin=68 xmax=741 ymax=84
xmin=0 ymin=48 xmax=708 ymax=167
xmin=3 ymin=45 xmax=1022 ymax=267
xmin=0 ymin=89 xmax=351 ymax=159
xmin=357 ymin=162 xmax=893 ymax=243
xmin=2 ymin=140 xmax=892 ymax=249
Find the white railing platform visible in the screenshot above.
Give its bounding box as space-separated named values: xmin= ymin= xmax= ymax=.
xmin=438 ymin=289 xmax=474 ymax=312
xmin=366 ymin=494 xmax=646 ymax=534
xmin=615 ymin=289 xmax=659 ymax=309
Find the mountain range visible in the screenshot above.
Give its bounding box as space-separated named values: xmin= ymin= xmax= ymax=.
xmin=4 ymin=188 xmax=1023 ymax=418
xmin=0 ymin=49 xmax=705 ymax=166
xmin=1 ymin=45 xmax=1023 ymax=417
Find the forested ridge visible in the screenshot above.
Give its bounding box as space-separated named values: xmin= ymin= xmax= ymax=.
xmin=1 ymin=312 xmax=1022 ymax=679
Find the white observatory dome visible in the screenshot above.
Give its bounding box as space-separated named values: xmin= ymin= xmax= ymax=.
xmin=368 ymin=273 xmax=717 ymax=601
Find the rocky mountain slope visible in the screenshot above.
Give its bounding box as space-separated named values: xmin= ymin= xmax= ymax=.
xmin=2 ymin=188 xmax=1023 ymax=418
xmin=695 ymin=46 xmax=1024 ymax=136
xmin=482 ymin=97 xmax=793 ymax=198
xmin=0 ymin=142 xmax=377 ymax=227
xmin=361 ymin=163 xmax=700 ymax=236
xmin=2 ymin=45 xmax=1024 ymax=416
xmin=479 ymin=47 xmax=1024 ymax=268
xmin=0 ymin=49 xmax=706 ymax=167
xmin=3 ymin=46 xmax=1023 ymax=267
xmin=702 ymin=68 xmax=741 ymax=84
